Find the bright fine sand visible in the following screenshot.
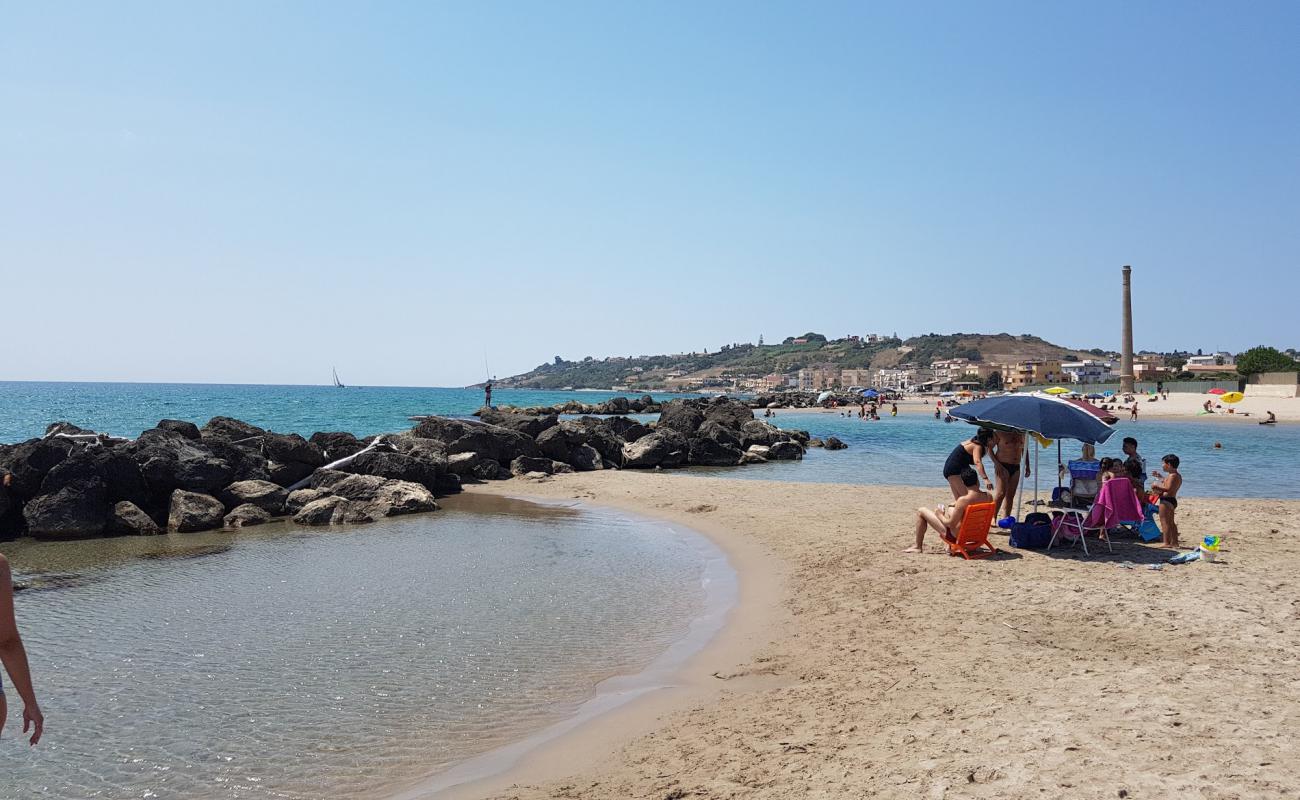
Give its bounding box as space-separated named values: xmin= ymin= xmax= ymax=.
xmin=438 ymin=471 xmax=1299 ymax=800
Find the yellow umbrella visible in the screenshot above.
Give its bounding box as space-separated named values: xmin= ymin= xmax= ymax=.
xmin=1220 ymin=391 xmax=1245 ymax=404
xmin=1044 ymin=386 xmax=1071 ymax=395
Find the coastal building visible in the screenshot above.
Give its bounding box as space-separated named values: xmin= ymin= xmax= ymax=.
xmin=840 ymin=368 xmax=873 ymax=388
xmin=1184 ymin=352 xmax=1236 ymax=374
xmin=1060 ymin=359 xmax=1117 ymax=384
xmin=874 ymin=366 xmax=930 ymax=392
xmin=999 ymin=359 xmax=1063 ymax=390
xmin=759 ymin=372 xmax=795 ymax=391
xmin=797 ymin=366 xmax=838 ymax=392
xmin=1132 ymin=354 xmax=1167 ymax=380
xmin=931 ymin=358 xmax=998 ymax=384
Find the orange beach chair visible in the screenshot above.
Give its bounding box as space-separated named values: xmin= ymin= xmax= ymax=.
xmin=944 ymin=501 xmax=998 ymax=559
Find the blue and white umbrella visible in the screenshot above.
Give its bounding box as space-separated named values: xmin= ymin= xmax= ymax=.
xmin=949 ymin=394 xmax=1116 ymax=444
xmin=861 ymin=389 xmax=879 ymax=399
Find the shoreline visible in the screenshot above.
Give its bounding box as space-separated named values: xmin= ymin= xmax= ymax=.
xmin=771 ymin=393 xmax=1300 ymax=422
xmin=390 ymin=483 xmax=789 ymax=800
xmin=400 ymin=471 xmax=1300 ymax=800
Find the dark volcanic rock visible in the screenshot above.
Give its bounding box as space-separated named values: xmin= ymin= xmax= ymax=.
xmin=224 ymin=503 xmax=273 ymax=529
xmin=606 ymin=416 xmax=652 ymax=443
xmin=478 ymin=410 xmax=559 ymax=438
xmin=309 ymin=472 xmax=440 ymax=517
xmin=703 ymin=397 xmax=754 ymax=431
xmin=568 ymin=444 xmax=604 ymax=471
xmin=267 ymin=460 xmax=316 ymax=488
xmin=688 ymin=421 xmax=744 ymax=466
xmin=824 ymin=436 xmax=847 ymax=450
xmin=656 ymin=400 xmax=706 ymax=436
xmin=156 ymin=419 xmax=202 ymax=440
xmin=167 ymin=490 xmax=226 ymax=533
xmin=24 ymin=477 xmax=108 ymax=539
xmin=200 ymin=417 xmax=268 ymax=443
xmin=766 ymin=440 xmax=805 ymax=460
xmin=0 ymin=437 xmax=76 ymax=499
xmin=471 ymin=459 xmax=509 ymax=481
xmin=413 ymin=417 xmax=541 ymax=464
xmin=262 ymin=433 xmax=324 ymax=467
xmin=337 ymin=451 xmax=444 ymax=493
xmin=218 ymin=480 xmax=289 ymax=514
xmin=434 ymin=472 xmax=462 ymax=495
xmin=108 ymin=501 xmax=161 ymax=536
xmin=738 ymin=420 xmax=783 ymax=449
xmin=309 ymin=431 xmax=364 ymax=460
xmin=126 ymin=430 xmax=235 ymax=496
xmin=807 ymin=438 xmax=825 ymax=448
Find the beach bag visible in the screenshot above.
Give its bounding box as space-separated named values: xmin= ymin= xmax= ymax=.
xmin=1138 ymin=504 xmax=1162 ymax=543
xmin=1010 ymin=513 xmax=1052 ymax=549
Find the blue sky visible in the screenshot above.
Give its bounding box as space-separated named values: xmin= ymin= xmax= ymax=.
xmin=2 ymin=2 xmax=1296 ymax=385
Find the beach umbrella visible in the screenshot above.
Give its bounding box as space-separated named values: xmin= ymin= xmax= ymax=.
xmin=1207 ymin=388 xmax=1227 ymax=395
xmin=1085 ymin=393 xmax=1104 ymax=400
xmin=766 ymin=401 xmax=781 ymax=408
xmin=950 ymin=394 xmax=1116 ymax=444
xmin=1059 ymin=396 xmax=1120 ymax=425
xmin=1220 ymin=391 xmax=1245 ymax=404
xmin=816 ymin=390 xmax=833 ymax=403
xmin=861 ymin=389 xmax=879 ymax=399
xmin=1044 ymin=386 xmax=1071 ymax=395
xmin=939 ymin=391 xmax=955 ymax=397
xmin=1102 ymin=390 xmax=1116 ymax=397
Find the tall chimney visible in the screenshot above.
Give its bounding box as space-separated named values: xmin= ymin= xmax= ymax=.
xmin=1120 ymin=265 xmax=1135 ymax=393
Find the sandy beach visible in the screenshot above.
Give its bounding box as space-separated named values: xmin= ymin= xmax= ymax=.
xmin=432 ymin=471 xmax=1300 ymax=799
xmin=786 ymin=392 xmax=1300 ymax=423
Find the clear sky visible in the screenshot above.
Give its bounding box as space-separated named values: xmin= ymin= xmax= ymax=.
xmin=2 ymin=2 xmax=1296 ymax=386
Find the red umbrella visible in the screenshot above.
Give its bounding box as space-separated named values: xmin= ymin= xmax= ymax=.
xmin=1207 ymin=388 xmax=1227 ymax=395
xmin=1062 ymin=397 xmax=1120 ymax=425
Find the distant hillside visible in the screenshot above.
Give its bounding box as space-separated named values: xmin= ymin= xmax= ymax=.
xmin=493 ymin=332 xmax=1092 ymax=390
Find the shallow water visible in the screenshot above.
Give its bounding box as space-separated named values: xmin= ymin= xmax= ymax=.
xmin=711 ymin=412 xmax=1300 ymax=499
xmin=0 ymin=496 xmax=721 ymax=799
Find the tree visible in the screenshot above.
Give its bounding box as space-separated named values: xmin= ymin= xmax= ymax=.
xmin=984 ymin=371 xmax=1003 ymax=391
xmin=1236 ymin=346 xmax=1299 ymax=376
xmin=554 ymin=356 xmax=564 ymax=365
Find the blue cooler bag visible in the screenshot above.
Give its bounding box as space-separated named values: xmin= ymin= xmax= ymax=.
xmin=1010 ymin=512 xmax=1052 ymax=549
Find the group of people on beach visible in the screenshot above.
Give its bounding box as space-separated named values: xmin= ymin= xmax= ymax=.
xmin=908 ymin=427 xmax=1184 ymax=553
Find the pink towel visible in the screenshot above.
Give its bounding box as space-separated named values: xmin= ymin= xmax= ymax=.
xmin=1082 ymin=479 xmax=1144 ymax=529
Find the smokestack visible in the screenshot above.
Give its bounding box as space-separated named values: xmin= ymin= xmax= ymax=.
xmin=1120 ymin=265 xmax=1135 ymax=393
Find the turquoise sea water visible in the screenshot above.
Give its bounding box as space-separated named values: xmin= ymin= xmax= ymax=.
xmin=748 ymin=411 xmax=1300 ymax=499
xmin=0 ymin=382 xmax=688 ymax=443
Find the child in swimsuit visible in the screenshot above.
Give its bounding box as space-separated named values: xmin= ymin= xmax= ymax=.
xmin=1151 ymin=454 xmax=1182 ymax=548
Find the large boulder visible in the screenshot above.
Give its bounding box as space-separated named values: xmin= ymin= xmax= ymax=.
xmin=536 ymin=424 xmax=609 ymax=471
xmin=262 ymin=433 xmax=324 ymax=467
xmin=606 ymin=416 xmax=652 ymax=443
xmin=218 ymin=480 xmax=289 ymax=514
xmin=167 ymin=490 xmax=226 ymax=533
xmin=125 ymin=430 xmax=234 ymax=496
xmin=703 ymin=397 xmax=754 ymax=431
xmin=471 ymin=459 xmax=509 ymax=481
xmin=200 ymin=417 xmax=267 ymax=443
xmin=596 ymin=396 xmax=630 ymax=415
xmin=202 ymin=440 xmax=271 ymax=485
xmin=107 ymin=501 xmax=161 ymax=536
xmin=738 ymin=420 xmax=784 ymax=449
xmin=309 ymin=472 xmax=439 ymax=518
xmin=413 ymin=417 xmax=542 ymax=464
xmin=156 ymin=419 xmax=201 ymax=440
xmin=293 ymin=495 xmax=350 ymax=526
xmin=477 ymin=410 xmax=559 ymax=438
xmin=224 ymin=503 xmax=272 ymax=529
xmin=23 ymin=477 xmax=108 ymax=539
xmin=510 ymin=456 xmax=555 ymax=476
xmin=656 ymin=400 xmax=706 ymax=436
xmin=309 ymin=431 xmax=364 ymax=460
xmin=824 ymin=436 xmax=848 ymax=450
xmin=286 ymin=487 xmax=330 ymax=514
xmin=622 ymin=430 xmax=690 ymax=469
xmin=767 ymin=440 xmax=805 ymax=460
xmin=0 ymin=437 xmax=76 ymax=499
xmin=337 ymin=450 xmax=444 ymax=493
xmin=688 ymin=421 xmax=744 ymax=467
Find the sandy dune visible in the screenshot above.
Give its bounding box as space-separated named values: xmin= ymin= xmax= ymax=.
xmin=454 ymin=471 xmax=1300 ymax=799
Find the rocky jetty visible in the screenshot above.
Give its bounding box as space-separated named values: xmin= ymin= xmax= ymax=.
xmin=468 ymin=393 xmax=663 ymax=419
xmin=0 ymin=397 xmax=839 ymax=542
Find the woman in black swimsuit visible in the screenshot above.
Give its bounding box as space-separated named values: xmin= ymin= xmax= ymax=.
xmin=942 ymin=428 xmax=994 ymax=499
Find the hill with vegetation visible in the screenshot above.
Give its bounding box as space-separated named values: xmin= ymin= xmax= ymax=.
xmin=493 ymin=332 xmax=1090 ymax=390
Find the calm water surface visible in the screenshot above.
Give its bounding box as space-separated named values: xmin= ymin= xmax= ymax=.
xmin=1 ymin=496 xmax=723 ymax=799
xmin=726 ymin=412 xmax=1300 ymax=499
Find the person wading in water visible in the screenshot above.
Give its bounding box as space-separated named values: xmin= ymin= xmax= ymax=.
xmin=1 ymin=473 xmax=45 ymax=747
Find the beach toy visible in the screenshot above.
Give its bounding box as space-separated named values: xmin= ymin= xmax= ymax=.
xmin=1199 ymin=536 xmax=1222 ymax=562
xmin=998 ymin=516 xmax=1015 ymax=529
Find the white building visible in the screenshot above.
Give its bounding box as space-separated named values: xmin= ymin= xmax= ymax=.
xmin=1186 ymin=352 xmax=1235 ymax=368
xmin=1061 ymin=359 xmax=1117 ymax=384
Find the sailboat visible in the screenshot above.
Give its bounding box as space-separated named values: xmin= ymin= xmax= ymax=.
xmin=332 ymin=367 xmax=345 ymax=389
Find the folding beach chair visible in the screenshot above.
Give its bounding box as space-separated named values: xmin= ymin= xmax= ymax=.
xmin=945 ymin=501 xmax=999 ymax=559
xmin=1050 ymin=479 xmax=1143 ymax=555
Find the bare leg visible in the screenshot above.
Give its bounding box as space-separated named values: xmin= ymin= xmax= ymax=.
xmin=947 ymin=475 xmax=965 ymax=500
xmin=905 ymin=508 xmax=948 ymax=552
xmin=1158 ymin=502 xmax=1176 ymax=547
xmin=1001 ymin=466 xmax=1020 ymax=519
xmin=992 ymin=462 xmax=1007 ymax=519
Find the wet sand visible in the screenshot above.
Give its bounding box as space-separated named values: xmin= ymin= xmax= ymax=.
xmin=430 ymin=471 xmax=1300 ymax=799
